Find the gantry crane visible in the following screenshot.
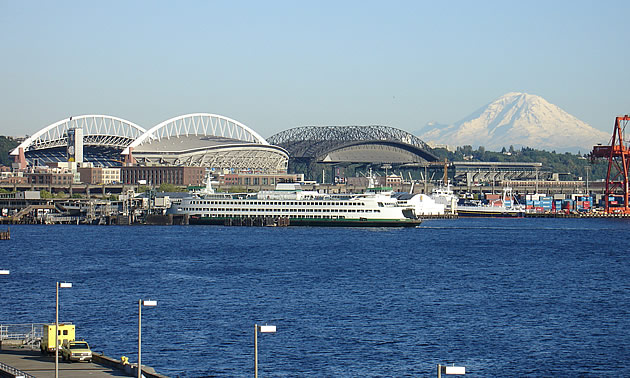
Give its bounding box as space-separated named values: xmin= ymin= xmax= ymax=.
xmin=591 ymin=115 xmax=630 ymax=213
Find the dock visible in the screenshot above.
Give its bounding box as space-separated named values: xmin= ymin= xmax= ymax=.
xmin=524 ymin=212 xmax=630 ymax=218
xmin=0 ymin=341 xmax=168 ymax=378
xmin=0 ymin=342 xmax=124 ymax=377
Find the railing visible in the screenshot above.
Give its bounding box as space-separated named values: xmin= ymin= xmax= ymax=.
xmin=0 ymin=361 xmax=37 ymax=378
xmin=0 ymin=323 xmax=47 ymax=349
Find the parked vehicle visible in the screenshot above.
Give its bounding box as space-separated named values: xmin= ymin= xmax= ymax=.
xmin=40 ymin=324 xmax=75 ymax=355
xmin=61 ymin=339 xmax=92 ymax=362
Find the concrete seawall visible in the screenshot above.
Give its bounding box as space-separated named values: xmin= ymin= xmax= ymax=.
xmin=93 ymin=354 xmax=169 ymax=378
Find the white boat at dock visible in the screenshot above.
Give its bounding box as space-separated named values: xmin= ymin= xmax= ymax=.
xmin=456 ymin=187 xmax=525 ymax=218
xmin=430 ymin=182 xmax=459 ymax=214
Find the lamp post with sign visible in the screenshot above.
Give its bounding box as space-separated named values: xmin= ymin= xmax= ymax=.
xmin=255 ymin=324 xmax=276 ymax=378
xmin=138 ymin=300 xmax=157 ymax=378
xmin=55 ymin=282 xmax=72 ymax=378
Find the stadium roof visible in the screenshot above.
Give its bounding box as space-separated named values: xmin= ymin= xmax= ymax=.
xmin=268 ymin=125 xmax=438 ymax=164
xmin=11 ymin=113 xmax=288 ymax=172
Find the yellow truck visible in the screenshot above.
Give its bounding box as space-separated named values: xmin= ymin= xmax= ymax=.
xmin=40 ymin=323 xmax=75 ymax=355
xmin=61 ymin=339 xmax=92 ymax=362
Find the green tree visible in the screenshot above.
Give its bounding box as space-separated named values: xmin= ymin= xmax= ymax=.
xmin=227 ymin=186 xmax=246 ymax=193
xmin=40 ymin=190 xmax=53 ymax=198
xmin=158 ymin=182 xmax=178 ymax=192
xmin=0 ymin=137 xmax=19 ymax=166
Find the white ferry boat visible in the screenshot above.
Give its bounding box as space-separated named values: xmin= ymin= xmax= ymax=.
xmin=431 ymin=182 xmax=459 ymax=214
xmin=167 ymin=175 xmax=421 ymax=227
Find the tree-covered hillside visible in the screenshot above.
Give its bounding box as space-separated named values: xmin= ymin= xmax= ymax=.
xmin=0 ymin=137 xmax=19 ymax=166
xmin=431 ymin=145 xmax=609 ymax=181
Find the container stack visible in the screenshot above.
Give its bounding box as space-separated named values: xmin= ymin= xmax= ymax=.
xmin=541 ymin=196 xmax=553 ymax=212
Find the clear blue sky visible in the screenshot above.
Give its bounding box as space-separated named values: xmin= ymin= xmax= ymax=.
xmin=1 ymin=0 xmax=628 ymax=138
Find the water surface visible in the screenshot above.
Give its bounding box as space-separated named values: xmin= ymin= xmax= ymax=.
xmin=1 ymin=218 xmax=629 ymax=376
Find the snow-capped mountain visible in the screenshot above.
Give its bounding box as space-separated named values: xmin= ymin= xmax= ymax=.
xmin=418 ymin=92 xmax=610 ymax=153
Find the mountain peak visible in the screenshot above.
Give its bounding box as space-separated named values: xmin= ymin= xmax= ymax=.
xmin=418 ymin=93 xmax=609 ymax=153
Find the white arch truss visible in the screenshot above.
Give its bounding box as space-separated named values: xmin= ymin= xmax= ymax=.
xmin=10 ymin=115 xmax=147 ymax=155
xmin=123 ymin=113 xmax=268 ymax=155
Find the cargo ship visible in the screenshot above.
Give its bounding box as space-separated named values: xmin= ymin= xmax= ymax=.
xmin=167 ymin=175 xmax=421 ymax=227
xmin=456 ymin=187 xmax=525 ymax=218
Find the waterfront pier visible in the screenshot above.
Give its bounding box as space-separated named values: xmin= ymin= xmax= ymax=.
xmin=0 ymin=340 xmax=168 ymax=378
xmin=0 ymin=342 xmax=124 ymax=377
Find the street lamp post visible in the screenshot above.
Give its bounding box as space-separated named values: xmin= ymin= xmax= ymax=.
xmin=138 ymin=300 xmax=157 ymax=378
xmin=55 ymin=282 xmax=72 ymax=378
xmin=1 ymin=270 xmax=8 ymax=347
xmin=254 ymin=324 xmax=276 ymax=378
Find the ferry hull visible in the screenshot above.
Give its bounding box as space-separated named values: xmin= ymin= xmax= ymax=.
xmin=189 ymin=216 xmax=421 ymax=227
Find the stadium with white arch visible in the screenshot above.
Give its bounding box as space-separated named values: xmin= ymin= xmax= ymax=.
xmin=10 ymin=113 xmax=289 ymax=174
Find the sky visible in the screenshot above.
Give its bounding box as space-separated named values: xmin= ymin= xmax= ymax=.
xmin=1 ymin=0 xmax=628 ymax=139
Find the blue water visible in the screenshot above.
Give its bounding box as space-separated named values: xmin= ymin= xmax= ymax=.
xmin=1 ymin=219 xmax=629 ymax=377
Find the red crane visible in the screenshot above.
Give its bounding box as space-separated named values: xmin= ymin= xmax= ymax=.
xmin=591 ymin=115 xmax=630 ymax=213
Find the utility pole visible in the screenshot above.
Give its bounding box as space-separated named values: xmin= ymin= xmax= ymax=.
xmin=585 ymin=165 xmax=590 ymax=195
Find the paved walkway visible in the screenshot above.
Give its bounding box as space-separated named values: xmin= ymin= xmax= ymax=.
xmin=0 ymin=345 xmax=126 ymax=377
